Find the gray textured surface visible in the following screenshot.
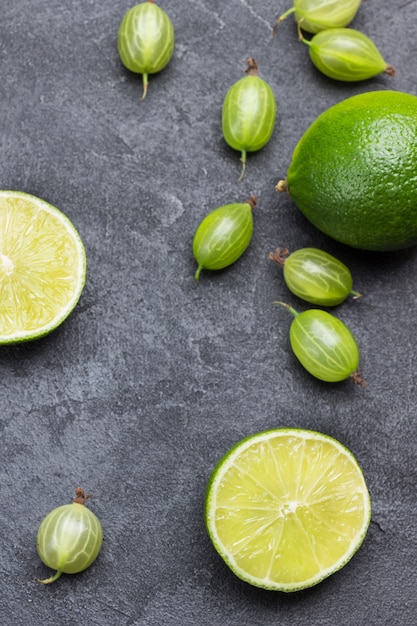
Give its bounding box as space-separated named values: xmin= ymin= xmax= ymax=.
xmin=1 ymin=1 xmax=417 ymax=624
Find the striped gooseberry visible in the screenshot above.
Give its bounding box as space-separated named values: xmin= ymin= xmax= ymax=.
xmin=117 ymin=0 xmax=175 ymax=100
xmin=36 ymin=487 xmax=103 ymax=584
xmin=193 ymin=196 xmax=256 ymax=281
xmin=274 ymin=0 xmax=361 ymax=34
xmin=275 ymin=301 xmax=365 ymax=385
xmin=269 ymin=247 xmax=361 ymax=306
xmin=222 ymin=58 xmax=277 ymax=181
xmin=298 ymin=25 xmax=395 ymax=81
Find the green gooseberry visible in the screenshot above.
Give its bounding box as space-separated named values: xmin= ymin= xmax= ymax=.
xmin=274 ymin=0 xmax=361 ymax=34
xmin=222 ymin=58 xmax=277 ymax=181
xmin=36 ymin=488 xmax=103 ymax=584
xmin=269 ymin=247 xmax=361 ymax=306
xmin=275 ymin=302 xmax=365 ymax=385
xmin=193 ymin=197 xmax=256 ymax=281
xmin=298 ymin=25 xmax=395 ymax=81
xmin=118 ymin=0 xmax=175 ymax=99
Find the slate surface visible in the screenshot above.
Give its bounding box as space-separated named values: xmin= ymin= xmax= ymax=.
xmin=1 ymin=1 xmax=416 ymax=624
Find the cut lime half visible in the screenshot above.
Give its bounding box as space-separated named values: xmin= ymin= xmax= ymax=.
xmin=205 ymin=428 xmax=371 ymax=592
xmin=0 ymin=190 xmax=86 ymax=343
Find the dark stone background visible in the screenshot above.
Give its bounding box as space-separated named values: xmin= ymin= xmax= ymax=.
xmin=1 ymin=1 xmax=416 ymax=624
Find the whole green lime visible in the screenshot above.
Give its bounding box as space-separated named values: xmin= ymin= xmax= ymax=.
xmin=278 ymin=90 xmax=417 ymax=251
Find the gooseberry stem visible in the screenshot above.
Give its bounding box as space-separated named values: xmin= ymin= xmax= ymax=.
xmin=141 ymin=73 xmax=149 ymax=100
xmin=351 ymin=370 xmax=367 ymax=388
xmin=73 ymin=487 xmax=92 ymax=505
xmin=36 ymin=570 xmax=63 ymax=585
xmin=297 ymin=19 xmax=310 ymax=45
xmin=237 ymin=150 xmax=247 ymax=182
xmin=272 ymin=7 xmax=295 ymax=34
xmin=195 ymin=265 xmax=203 ymax=282
xmin=245 ymin=58 xmax=259 ymax=77
xmin=351 ymin=290 xmax=362 ymax=300
xmin=273 ymin=301 xmax=299 ymax=317
xmin=385 ymin=64 xmax=396 ymax=77
xmin=269 ymin=247 xmax=289 ymax=266
xmin=246 ymin=196 xmax=257 ymax=210
xmin=276 ymin=179 xmax=288 ymax=193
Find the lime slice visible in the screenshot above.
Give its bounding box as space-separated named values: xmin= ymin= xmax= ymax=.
xmin=0 ymin=190 xmax=86 ymax=343
xmin=205 ymin=428 xmax=371 ymax=592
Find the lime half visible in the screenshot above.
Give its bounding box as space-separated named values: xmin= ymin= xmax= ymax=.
xmin=0 ymin=190 xmax=86 ymax=343
xmin=205 ymin=428 xmax=371 ymax=592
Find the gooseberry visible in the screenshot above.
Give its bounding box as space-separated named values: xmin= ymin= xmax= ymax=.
xmin=118 ymin=0 xmax=175 ymax=99
xmin=275 ymin=301 xmax=365 ymax=384
xmin=222 ymin=58 xmax=277 ymax=181
xmin=36 ymin=487 xmax=103 ymax=584
xmin=193 ymin=197 xmax=256 ymax=281
xmin=274 ymin=0 xmax=361 ymax=34
xmin=298 ymin=25 xmax=395 ymax=81
xmin=269 ymin=247 xmax=361 ymax=306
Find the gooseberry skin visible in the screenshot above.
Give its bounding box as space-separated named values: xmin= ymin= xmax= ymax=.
xmin=193 ymin=197 xmax=255 ymax=281
xmin=117 ymin=0 xmax=175 ymax=99
xmin=222 ymin=58 xmax=277 ymax=181
xmin=270 ymin=247 xmax=361 ymax=306
xmin=36 ymin=488 xmax=103 ymax=584
xmin=275 ymin=0 xmax=361 ymax=34
xmin=276 ymin=302 xmax=362 ymax=383
xmin=299 ymin=27 xmax=395 ymax=81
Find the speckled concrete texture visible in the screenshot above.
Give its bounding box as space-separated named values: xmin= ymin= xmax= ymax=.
xmin=1 ymin=1 xmax=417 ymax=624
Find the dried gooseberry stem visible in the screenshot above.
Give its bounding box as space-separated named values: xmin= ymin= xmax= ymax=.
xmin=272 ymin=7 xmax=295 ymax=34
xmin=273 ymin=301 xmax=299 ymax=317
xmin=269 ymin=247 xmax=289 ymax=266
xmin=351 ymin=371 xmax=367 ymax=388
xmin=73 ymin=487 xmax=92 ymax=505
xmin=276 ymin=179 xmax=289 ymax=193
xmin=246 ymin=196 xmax=257 ymax=210
xmin=245 ymin=58 xmax=259 ymax=76
xmin=385 ymin=64 xmax=396 ymax=77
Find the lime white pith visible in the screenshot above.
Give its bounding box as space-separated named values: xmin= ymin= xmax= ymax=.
xmin=0 ymin=191 xmax=86 ymax=343
xmin=205 ymin=429 xmax=371 ymax=592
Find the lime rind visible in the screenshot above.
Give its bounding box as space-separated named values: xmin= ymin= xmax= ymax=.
xmin=285 ymin=90 xmax=417 ymax=251
xmin=205 ymin=428 xmax=371 ymax=592
xmin=0 ymin=190 xmax=86 ymax=344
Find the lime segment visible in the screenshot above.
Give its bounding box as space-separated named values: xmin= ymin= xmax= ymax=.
xmin=205 ymin=428 xmax=371 ymax=591
xmin=0 ymin=190 xmax=86 ymax=343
